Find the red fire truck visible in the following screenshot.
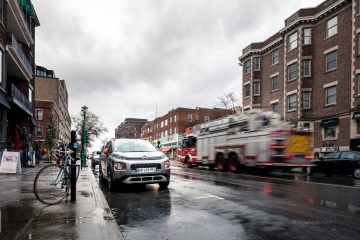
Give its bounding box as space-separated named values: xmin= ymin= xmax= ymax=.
xmin=180 ymin=110 xmax=313 ymax=172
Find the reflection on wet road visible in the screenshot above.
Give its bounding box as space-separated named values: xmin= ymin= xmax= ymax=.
xmin=95 ymin=165 xmax=360 ymax=240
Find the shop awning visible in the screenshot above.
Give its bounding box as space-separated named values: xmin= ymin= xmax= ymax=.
xmin=353 ymin=112 xmax=360 ymax=120
xmin=320 ymin=118 xmax=338 ymax=127
xmin=159 ymin=146 xmax=173 ymax=153
xmin=0 ymin=91 xmax=11 ymax=109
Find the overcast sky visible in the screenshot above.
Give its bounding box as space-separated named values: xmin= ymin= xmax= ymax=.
xmin=33 ymin=0 xmax=324 ymax=149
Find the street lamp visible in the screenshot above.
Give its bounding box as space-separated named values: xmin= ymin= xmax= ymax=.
xmin=81 ymin=105 xmax=88 ymax=168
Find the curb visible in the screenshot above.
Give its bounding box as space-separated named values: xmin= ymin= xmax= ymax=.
xmin=87 ymin=167 xmax=125 ymax=240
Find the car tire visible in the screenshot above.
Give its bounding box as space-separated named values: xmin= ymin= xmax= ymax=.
xmin=159 ymin=181 xmax=170 ymax=189
xmin=107 ymin=170 xmax=116 ymax=191
xmin=353 ymin=167 xmax=360 ymax=179
xmin=305 ymin=166 xmax=313 ymax=176
xmin=185 ymin=157 xmax=192 ymax=168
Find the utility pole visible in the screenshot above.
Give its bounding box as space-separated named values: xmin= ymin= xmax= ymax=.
xmin=81 ymin=106 xmax=88 ymax=168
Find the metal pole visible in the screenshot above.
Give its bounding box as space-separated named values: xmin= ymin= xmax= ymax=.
xmin=82 ymin=106 xmax=88 ymax=168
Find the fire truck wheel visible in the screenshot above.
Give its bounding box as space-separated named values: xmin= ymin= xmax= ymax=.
xmin=229 ymin=155 xmax=240 ymax=173
xmin=185 ymin=157 xmax=192 ymax=168
xmin=216 ymin=154 xmax=227 ymax=171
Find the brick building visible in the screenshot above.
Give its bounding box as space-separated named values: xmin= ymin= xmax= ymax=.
xmin=141 ymin=107 xmax=231 ymax=158
xmin=115 ymin=118 xmax=148 ymax=139
xmin=239 ymin=0 xmax=360 ymax=155
xmin=34 ymin=66 xmax=71 ymax=149
xmin=0 ymin=0 xmax=40 ymax=155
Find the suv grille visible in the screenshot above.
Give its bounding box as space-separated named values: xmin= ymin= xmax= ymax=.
xmin=130 ymin=163 xmax=161 ymax=171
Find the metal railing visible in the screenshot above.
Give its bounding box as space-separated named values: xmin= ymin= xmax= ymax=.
xmin=7 ymin=33 xmax=32 ymax=76
xmin=11 ymin=84 xmax=32 ymax=112
xmin=17 ymin=0 xmax=34 ymax=35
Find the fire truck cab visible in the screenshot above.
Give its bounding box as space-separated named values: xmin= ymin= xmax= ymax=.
xmin=180 ymin=110 xmax=313 ymax=172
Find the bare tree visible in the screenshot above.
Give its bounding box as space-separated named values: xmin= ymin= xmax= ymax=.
xmin=72 ymin=110 xmax=108 ymax=147
xmin=216 ymin=92 xmax=242 ymax=114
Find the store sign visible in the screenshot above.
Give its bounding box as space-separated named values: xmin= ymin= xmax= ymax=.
xmin=0 ymin=151 xmax=22 ymax=174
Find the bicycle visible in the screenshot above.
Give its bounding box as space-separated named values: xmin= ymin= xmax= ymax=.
xmin=33 ymin=144 xmax=80 ymax=205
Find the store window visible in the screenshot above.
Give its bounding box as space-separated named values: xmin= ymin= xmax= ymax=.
xmin=324 ymin=126 xmax=336 ymax=139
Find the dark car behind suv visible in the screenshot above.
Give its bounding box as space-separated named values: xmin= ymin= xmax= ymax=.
xmin=305 ymin=151 xmax=360 ymax=179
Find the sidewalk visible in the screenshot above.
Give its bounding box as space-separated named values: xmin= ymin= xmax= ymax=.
xmin=0 ymin=162 xmax=124 ymax=240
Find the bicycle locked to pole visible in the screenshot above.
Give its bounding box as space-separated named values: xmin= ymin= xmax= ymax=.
xmin=33 ymin=140 xmax=80 ymax=205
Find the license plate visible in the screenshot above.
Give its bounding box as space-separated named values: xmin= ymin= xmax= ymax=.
xmin=137 ymin=167 xmax=156 ymax=173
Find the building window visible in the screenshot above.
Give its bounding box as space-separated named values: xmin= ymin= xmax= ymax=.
xmin=358 ymin=33 xmax=360 ymax=55
xmin=288 ymin=63 xmax=298 ymax=81
xmin=326 ymin=16 xmax=337 ymax=37
xmin=244 ymin=84 xmax=250 ymax=97
xmin=326 ymin=51 xmax=337 ymax=72
xmin=303 ymin=28 xmax=311 ymax=45
xmin=36 ymin=127 xmax=43 ymax=137
xmin=271 ymin=76 xmax=279 ymax=91
xmin=35 ymin=109 xmax=43 ymax=120
xmin=271 ymin=49 xmax=279 ymax=65
xmin=29 ymin=88 xmax=32 ymax=102
xmin=288 ymin=32 xmax=298 ymax=51
xmin=188 ymin=114 xmax=192 ymax=122
xmin=169 ymin=117 xmax=172 ymax=123
xmin=254 ymin=57 xmax=261 ymax=71
xmin=204 ymin=116 xmax=210 ymax=123
xmin=287 ymin=94 xmax=297 ymax=111
xmin=169 ymin=128 xmax=172 ymax=135
xmin=253 ymin=82 xmax=260 ymax=96
xmin=244 ymin=60 xmax=251 ymax=74
xmin=161 ymin=121 xmax=163 ymax=128
xmin=357 ymin=74 xmax=360 ymax=95
xmin=303 ymin=91 xmax=311 ymax=109
xmin=165 ymin=119 xmax=168 ymax=126
xmin=271 ymin=102 xmax=279 ymax=112
xmin=325 ymin=86 xmax=336 ymax=106
xmin=174 ymin=115 xmax=177 ymax=122
xmin=324 ymin=126 xmax=336 ymax=139
xmin=174 ymin=127 xmax=177 ymax=134
xmin=303 ymin=60 xmax=311 ymax=77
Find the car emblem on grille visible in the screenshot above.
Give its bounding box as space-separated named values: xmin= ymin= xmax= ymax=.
xmin=142 ymin=155 xmax=148 ymax=160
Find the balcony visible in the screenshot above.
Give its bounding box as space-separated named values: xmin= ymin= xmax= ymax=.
xmin=10 ymin=83 xmax=33 ymax=116
xmin=6 ymin=0 xmax=40 ymax=46
xmin=6 ymin=33 xmax=32 ymax=81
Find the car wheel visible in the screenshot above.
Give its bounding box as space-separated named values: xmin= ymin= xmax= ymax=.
xmin=353 ymin=168 xmax=360 ymax=179
xmin=107 ymin=170 xmax=116 ymax=191
xmin=159 ymin=181 xmax=170 ymax=188
xmin=305 ymin=166 xmax=313 ymax=175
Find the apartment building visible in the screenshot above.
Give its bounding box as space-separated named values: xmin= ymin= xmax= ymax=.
xmin=141 ymin=107 xmax=231 ymax=158
xmin=239 ymin=0 xmax=360 ymax=155
xmin=115 ymin=118 xmax=148 ymax=139
xmin=0 ymin=0 xmax=40 ymax=152
xmin=34 ymin=66 xmax=71 ymax=147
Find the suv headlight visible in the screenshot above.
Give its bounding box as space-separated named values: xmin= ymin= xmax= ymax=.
xmin=114 ymin=162 xmax=126 ymax=171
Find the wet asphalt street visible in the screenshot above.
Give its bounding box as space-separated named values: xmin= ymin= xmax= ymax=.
xmin=95 ymin=164 xmax=360 ymax=240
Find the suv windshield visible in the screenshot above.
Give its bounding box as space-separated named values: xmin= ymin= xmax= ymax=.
xmin=114 ymin=140 xmax=157 ymax=152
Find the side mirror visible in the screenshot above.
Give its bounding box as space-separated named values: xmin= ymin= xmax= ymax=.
xmin=103 ymin=148 xmax=109 ymax=155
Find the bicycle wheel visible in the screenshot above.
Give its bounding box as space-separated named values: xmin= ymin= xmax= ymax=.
xmin=33 ymin=164 xmax=70 ymax=205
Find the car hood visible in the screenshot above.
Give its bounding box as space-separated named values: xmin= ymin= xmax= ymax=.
xmin=112 ymin=151 xmax=165 ymax=160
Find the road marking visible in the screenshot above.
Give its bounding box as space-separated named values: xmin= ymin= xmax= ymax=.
xmin=171 ymin=169 xmax=360 ymax=190
xmin=195 ymin=194 xmax=224 ymax=200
